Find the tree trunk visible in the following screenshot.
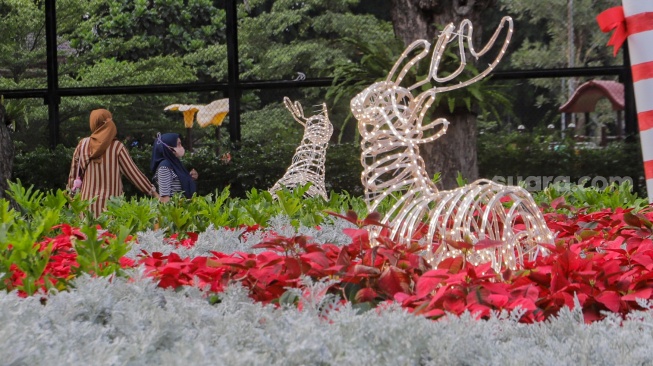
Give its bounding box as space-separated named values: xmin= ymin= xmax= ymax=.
xmin=389 ymin=0 xmax=495 ymax=189
xmin=421 ymin=107 xmax=478 ymax=189
xmin=0 ymin=103 xmax=15 ymax=200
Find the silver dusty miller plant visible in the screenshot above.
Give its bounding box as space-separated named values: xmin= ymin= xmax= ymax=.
xmin=3 ymin=271 xmax=653 ymax=365
xmin=350 ymin=16 xmax=554 ymax=271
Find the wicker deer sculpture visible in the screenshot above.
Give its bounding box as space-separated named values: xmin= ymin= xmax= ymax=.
xmin=270 ymin=97 xmax=333 ymax=200
xmin=350 ymin=16 xmax=553 ymax=271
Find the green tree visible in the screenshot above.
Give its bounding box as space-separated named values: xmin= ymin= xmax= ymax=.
xmin=0 ymin=0 xmax=46 ymax=88
xmin=501 ymin=0 xmax=621 ymax=112
xmin=67 ymin=0 xmax=226 ymax=65
xmin=0 ymin=0 xmax=50 ymax=189
xmin=236 ymin=0 xmax=392 ymax=81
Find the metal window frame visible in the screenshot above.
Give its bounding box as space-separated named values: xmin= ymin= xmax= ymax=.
xmin=0 ymin=0 xmax=637 ymax=148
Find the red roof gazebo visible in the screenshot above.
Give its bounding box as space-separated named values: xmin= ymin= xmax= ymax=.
xmin=559 ymin=80 xmax=625 ymax=142
xmin=559 ymin=80 xmax=624 ymax=113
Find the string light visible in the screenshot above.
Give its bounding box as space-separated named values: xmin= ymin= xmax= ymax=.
xmin=350 ymin=16 xmax=553 ymax=272
xmin=270 ymin=97 xmax=333 ymax=201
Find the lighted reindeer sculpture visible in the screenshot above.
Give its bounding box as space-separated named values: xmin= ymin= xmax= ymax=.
xmin=270 ymin=97 xmax=333 ymax=201
xmin=351 ymin=16 xmax=553 ymax=271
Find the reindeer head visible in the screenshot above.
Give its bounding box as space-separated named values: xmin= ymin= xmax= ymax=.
xmin=283 ymin=97 xmax=332 ymax=145
xmin=352 ymin=16 xmax=513 ymax=146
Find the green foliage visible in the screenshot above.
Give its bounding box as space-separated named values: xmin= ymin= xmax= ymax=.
xmin=13 ymin=145 xmax=75 ymax=193
xmin=535 ymin=180 xmax=649 ymax=213
xmin=326 ymin=37 xmax=515 ymax=142
xmin=326 ymin=37 xmax=405 ymax=140
xmin=233 ymin=0 xmax=394 ymax=139
xmin=427 ymin=49 xmax=514 ymax=122
xmin=4 ymin=0 xmax=395 ymax=182
xmin=239 ymin=0 xmax=391 ymax=81
xmin=5 ymin=179 xmax=91 ymax=225
xmin=478 ymin=132 xmax=645 ymax=196
xmin=478 ymin=131 xmax=648 ymax=210
xmin=2 ymin=0 xmax=217 ymax=149
xmin=0 ymin=0 xmax=47 ymax=86
xmin=500 ymin=0 xmax=622 ymax=114
xmin=11 ymin=140 xmax=363 ymax=201
xmin=197 ymin=187 xmax=237 ymax=229
xmin=0 ymin=179 xmax=370 ymax=295
xmin=274 ymin=186 xmax=306 ymax=225
xmin=67 ymin=0 xmax=226 ymax=64
xmin=1 ymin=171 xmax=649 ymax=296
xmin=157 ymin=194 xmax=196 ymax=233
xmin=65 ymin=56 xmax=197 ymax=88
xmin=99 ymin=195 xmax=159 ymax=234
xmin=0 ymin=95 xmax=29 ymax=131
xmin=14 ymin=131 xmax=646 ymax=207
xmin=455 ymin=172 xmax=468 ymax=187
xmin=1 ymin=181 xmax=92 ymax=295
xmin=242 ymin=188 xmax=275 ymax=226
xmin=0 ymin=207 xmax=56 ymax=295
xmin=74 ymin=224 xmax=133 ymax=277
xmin=6 ymin=179 xmax=45 ymax=217
xmin=241 ymin=104 xmax=305 ymax=143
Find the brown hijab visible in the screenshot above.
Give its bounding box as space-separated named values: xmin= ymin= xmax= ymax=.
xmin=88 ymin=109 xmax=117 ymax=162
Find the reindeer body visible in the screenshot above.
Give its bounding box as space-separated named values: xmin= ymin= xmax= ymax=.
xmin=270 ymin=98 xmax=333 ymax=200
xmin=351 ymin=17 xmax=554 ymax=271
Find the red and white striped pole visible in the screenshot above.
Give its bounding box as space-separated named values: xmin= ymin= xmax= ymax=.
xmin=598 ymin=3 xmax=653 ymax=203
xmin=625 ymin=1 xmax=653 ymax=203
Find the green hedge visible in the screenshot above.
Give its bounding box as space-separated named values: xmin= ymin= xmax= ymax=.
xmin=11 ymin=135 xmax=646 ymax=198
xmin=477 ymin=132 xmax=646 ymax=196
xmin=12 ymin=140 xmax=363 ymax=198
xmin=13 ymin=145 xmax=74 ymax=192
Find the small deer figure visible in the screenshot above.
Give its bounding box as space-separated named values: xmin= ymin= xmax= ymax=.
xmin=270 ymin=97 xmax=333 ymax=200
xmin=350 ymin=16 xmax=553 ymax=271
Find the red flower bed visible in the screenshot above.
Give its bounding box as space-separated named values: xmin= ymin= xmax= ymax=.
xmin=9 ymin=205 xmax=653 ymax=324
xmin=5 ymin=225 xmax=132 ymax=297
xmin=139 ymin=205 xmax=653 ymax=323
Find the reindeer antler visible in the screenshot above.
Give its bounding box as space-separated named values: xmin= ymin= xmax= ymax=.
xmin=386 ymin=16 xmax=512 ymax=144
xmin=428 ymin=16 xmax=513 ymax=93
xmin=385 ymin=16 xmax=513 ymax=94
xmin=283 ymin=97 xmax=306 ymax=126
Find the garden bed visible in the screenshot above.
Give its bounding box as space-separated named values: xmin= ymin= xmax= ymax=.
xmin=2 ymin=182 xmax=653 ymax=364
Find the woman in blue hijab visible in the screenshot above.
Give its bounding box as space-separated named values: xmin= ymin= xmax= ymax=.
xmin=151 ymin=133 xmax=197 ymax=202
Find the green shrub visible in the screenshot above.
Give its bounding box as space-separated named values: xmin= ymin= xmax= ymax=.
xmin=125 ymin=139 xmax=364 ymax=198
xmin=13 ymin=145 xmax=74 ymax=194
xmin=478 ymin=132 xmax=646 ymax=197
xmin=11 ymin=132 xmax=646 ymax=200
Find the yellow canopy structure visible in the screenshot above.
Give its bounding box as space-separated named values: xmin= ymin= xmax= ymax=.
xmin=197 ymin=98 xmax=230 ymax=128
xmin=164 ymin=98 xmax=229 ymax=128
xmin=163 ymin=104 xmax=203 ymax=128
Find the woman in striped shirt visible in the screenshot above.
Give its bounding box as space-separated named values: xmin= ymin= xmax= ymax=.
xmin=150 ymin=133 xmax=198 ymax=203
xmin=67 ymin=109 xmax=159 ymax=217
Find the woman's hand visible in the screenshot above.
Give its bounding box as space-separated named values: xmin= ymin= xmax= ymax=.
xmin=190 ymin=168 xmax=199 ymax=180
